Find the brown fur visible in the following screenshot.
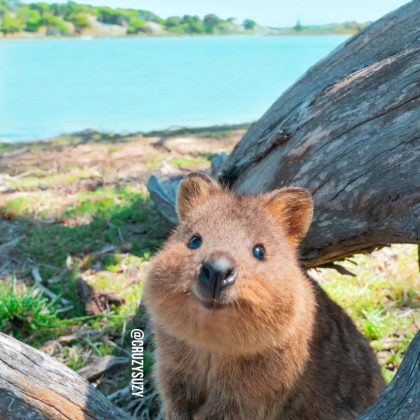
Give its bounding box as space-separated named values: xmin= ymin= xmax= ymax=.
xmin=145 ymin=173 xmax=385 ymax=420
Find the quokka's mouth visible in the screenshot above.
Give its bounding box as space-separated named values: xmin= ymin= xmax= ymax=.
xmin=192 ymin=289 xmax=232 ymax=310
xmin=199 ymin=298 xmax=227 ymax=310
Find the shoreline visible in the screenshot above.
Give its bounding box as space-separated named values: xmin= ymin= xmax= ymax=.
xmin=0 ymin=123 xmax=252 ymax=151
xmin=0 ymin=31 xmax=356 ymax=42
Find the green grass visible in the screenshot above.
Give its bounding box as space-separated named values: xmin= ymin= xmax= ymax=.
xmin=0 ymin=279 xmax=59 ymax=342
xmin=0 ymin=143 xmax=20 ymax=153
xmin=3 ymin=192 xmax=67 ymax=220
xmin=317 ymin=244 xmax=419 ymax=382
xmin=0 ymin=182 xmax=170 ymax=399
xmin=171 ymin=157 xmax=209 ymax=169
xmin=9 ymin=168 xmax=95 ymax=191
xmin=10 ymin=188 xmax=166 ymax=308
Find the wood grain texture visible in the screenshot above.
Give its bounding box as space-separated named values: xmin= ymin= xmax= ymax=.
xmin=218 ymin=0 xmax=420 ymax=267
xmin=0 ymin=333 xmax=131 ymax=419
xmin=360 ymin=331 xmax=420 ymax=420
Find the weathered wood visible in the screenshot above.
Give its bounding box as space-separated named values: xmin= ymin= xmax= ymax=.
xmin=148 ymin=1 xmax=420 ymax=268
xmin=360 ymin=331 xmax=420 ymax=420
xmin=218 ymin=0 xmax=420 ymax=267
xmin=147 ymin=163 xmax=189 ymax=224
xmin=0 ymin=333 xmax=131 ymax=419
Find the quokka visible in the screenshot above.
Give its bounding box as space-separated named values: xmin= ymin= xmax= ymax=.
xmin=145 ymin=172 xmax=385 ymax=420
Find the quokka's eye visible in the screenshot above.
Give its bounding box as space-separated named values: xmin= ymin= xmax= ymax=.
xmin=188 ymin=235 xmax=202 ymax=250
xmin=252 ymin=244 xmax=266 ymax=261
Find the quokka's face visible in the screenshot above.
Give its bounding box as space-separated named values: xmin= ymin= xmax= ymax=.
xmin=145 ymin=173 xmax=313 ymax=355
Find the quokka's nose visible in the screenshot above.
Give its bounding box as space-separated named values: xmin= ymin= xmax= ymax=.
xmin=198 ymin=257 xmax=236 ymax=300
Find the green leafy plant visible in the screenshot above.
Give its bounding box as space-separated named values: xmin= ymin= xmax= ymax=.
xmin=0 ymin=280 xmax=59 ymax=340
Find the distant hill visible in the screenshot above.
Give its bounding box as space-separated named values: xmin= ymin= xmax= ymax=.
xmin=0 ymin=0 xmax=365 ymax=38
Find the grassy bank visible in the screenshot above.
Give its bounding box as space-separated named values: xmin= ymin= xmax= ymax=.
xmin=0 ymin=127 xmax=418 ymax=416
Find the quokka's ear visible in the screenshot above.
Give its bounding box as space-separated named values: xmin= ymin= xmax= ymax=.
xmin=262 ymin=188 xmax=313 ymax=247
xmin=176 ymin=172 xmax=221 ymax=222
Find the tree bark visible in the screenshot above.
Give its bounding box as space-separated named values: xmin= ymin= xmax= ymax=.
xmin=218 ymin=0 xmax=420 ymax=267
xmin=1 ymin=331 xmax=418 ymax=419
xmin=0 ymin=333 xmax=130 ymax=420
xmin=360 ymin=331 xmax=420 ymax=420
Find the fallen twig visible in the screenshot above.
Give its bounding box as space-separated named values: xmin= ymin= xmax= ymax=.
xmin=0 ymin=237 xmax=20 ymax=253
xmin=93 ymin=244 xmax=117 ymax=257
xmin=107 ymin=383 xmax=132 ymax=402
xmin=78 ymin=355 xmax=129 ymax=381
xmin=31 ymin=267 xmax=71 ymax=306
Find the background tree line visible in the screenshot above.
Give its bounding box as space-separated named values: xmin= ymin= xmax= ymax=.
xmin=0 ymin=0 xmax=258 ymax=35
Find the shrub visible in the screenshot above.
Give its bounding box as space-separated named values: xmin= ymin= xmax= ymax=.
xmin=67 ymin=12 xmax=90 ymax=33
xmin=127 ymin=17 xmax=147 ymax=34
xmin=42 ymin=13 xmax=69 ymax=35
xmin=243 ymin=19 xmax=256 ymax=30
xmin=1 ymin=14 xmax=23 ymax=34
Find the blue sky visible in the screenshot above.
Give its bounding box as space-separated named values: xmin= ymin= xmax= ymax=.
xmin=26 ymin=0 xmax=410 ymax=26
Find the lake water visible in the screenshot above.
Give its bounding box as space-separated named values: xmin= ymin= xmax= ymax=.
xmin=0 ymin=35 xmax=348 ymax=142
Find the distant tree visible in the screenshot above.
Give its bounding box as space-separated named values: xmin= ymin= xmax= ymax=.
xmin=0 ymin=0 xmax=19 ymax=13
xmin=97 ymin=7 xmax=131 ymax=26
xmin=1 ymin=14 xmax=23 ymax=34
xmin=137 ymin=9 xmax=160 ymax=22
xmin=0 ymin=1 xmax=246 ymax=37
xmin=41 ymin=13 xmax=69 ymax=35
xmin=181 ymin=15 xmax=204 ymax=34
xmin=0 ymin=0 xmax=11 ymax=18
xmin=67 ymin=13 xmax=90 ymax=33
xmin=50 ymin=1 xmax=88 ymax=19
xmin=30 ymin=2 xmax=51 ymax=16
xmin=243 ymin=19 xmax=257 ymax=30
xmin=165 ymin=16 xmax=182 ymax=29
xmin=127 ymin=17 xmax=146 ymax=34
xmin=203 ymin=14 xmax=222 ymax=34
xmin=181 ymin=15 xmax=197 ymax=25
xmin=17 ymin=6 xmax=42 ymax=32
xmin=294 ymin=19 xmax=304 ymax=31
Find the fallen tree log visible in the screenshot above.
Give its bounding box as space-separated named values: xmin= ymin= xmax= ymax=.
xmin=0 ymin=333 xmax=130 ymax=419
xmin=360 ymin=331 xmax=420 ymax=419
xmin=0 ymin=330 xmax=418 ymax=419
xmin=149 ymin=0 xmax=420 ymax=268
xmin=219 ymin=0 xmax=420 ymax=267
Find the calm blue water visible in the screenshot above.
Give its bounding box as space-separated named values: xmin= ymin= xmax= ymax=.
xmin=0 ymin=35 xmax=348 ymax=142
